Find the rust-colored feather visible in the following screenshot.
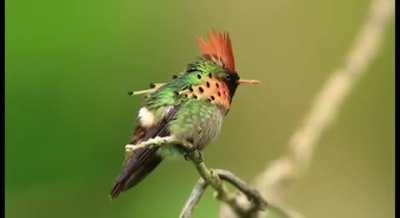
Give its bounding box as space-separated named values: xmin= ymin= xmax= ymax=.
xmin=198 ymin=31 xmax=236 ymax=72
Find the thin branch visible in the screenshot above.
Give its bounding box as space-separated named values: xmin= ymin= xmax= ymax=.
xmin=220 ymin=0 xmax=394 ymax=217
xmin=180 ymin=150 xmax=269 ymax=218
xmin=219 ymin=193 xmax=301 ymax=218
xmin=215 ymin=169 xmax=267 ymax=211
xmin=180 ymin=178 xmax=208 ymax=218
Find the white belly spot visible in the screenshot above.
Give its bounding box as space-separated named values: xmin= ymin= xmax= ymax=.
xmin=138 ymin=107 xmax=155 ymax=127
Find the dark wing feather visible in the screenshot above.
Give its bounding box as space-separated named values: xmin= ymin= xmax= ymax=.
xmin=110 ymin=106 xmax=180 ymax=198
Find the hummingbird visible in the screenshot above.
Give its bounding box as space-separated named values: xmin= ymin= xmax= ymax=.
xmin=110 ymin=31 xmax=260 ymax=198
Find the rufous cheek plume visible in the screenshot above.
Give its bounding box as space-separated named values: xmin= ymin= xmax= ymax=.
xmin=198 ymin=31 xmax=236 ymax=72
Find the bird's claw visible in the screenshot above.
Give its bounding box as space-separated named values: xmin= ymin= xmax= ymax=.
xmin=183 ymin=149 xmax=203 ymax=163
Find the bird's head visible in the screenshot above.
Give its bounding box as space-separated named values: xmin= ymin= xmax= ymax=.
xmin=198 ymin=31 xmax=260 ymax=100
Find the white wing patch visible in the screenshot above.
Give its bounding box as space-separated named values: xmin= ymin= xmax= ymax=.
xmin=138 ymin=107 xmax=155 ymax=128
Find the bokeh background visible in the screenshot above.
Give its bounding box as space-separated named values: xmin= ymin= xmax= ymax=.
xmin=6 ymin=0 xmax=394 ymax=218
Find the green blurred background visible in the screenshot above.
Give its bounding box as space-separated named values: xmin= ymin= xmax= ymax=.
xmin=5 ymin=0 xmax=394 ymax=217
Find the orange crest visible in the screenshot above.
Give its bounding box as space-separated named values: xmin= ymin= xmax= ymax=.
xmin=198 ymin=31 xmax=236 ymax=72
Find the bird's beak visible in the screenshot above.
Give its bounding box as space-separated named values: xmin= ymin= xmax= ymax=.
xmin=238 ymin=79 xmax=261 ymax=85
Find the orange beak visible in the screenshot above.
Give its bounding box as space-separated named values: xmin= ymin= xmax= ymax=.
xmin=238 ymin=79 xmax=261 ymax=85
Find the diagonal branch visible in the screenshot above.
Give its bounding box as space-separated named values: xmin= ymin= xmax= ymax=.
xmin=180 ymin=150 xmax=268 ymax=218
xmin=220 ymin=0 xmax=394 ymax=217
xmin=180 ymin=178 xmax=209 ymax=218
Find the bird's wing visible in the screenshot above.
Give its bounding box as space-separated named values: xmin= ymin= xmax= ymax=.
xmin=110 ymin=105 xmax=180 ymax=198
xmin=111 ymin=69 xmax=205 ymax=198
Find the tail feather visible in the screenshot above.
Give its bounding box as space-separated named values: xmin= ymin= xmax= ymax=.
xmin=110 ymin=182 xmax=125 ymax=199
xmin=110 ymin=147 xmax=162 ymax=199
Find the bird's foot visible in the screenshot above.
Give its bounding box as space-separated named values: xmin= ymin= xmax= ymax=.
xmin=181 ymin=139 xmax=196 ymax=151
xmin=177 ymin=140 xmax=197 ymax=160
xmin=183 ymin=149 xmax=203 ymax=163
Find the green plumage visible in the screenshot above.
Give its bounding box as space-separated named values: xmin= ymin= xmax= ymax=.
xmin=145 ymin=59 xmax=224 ymax=109
xmin=111 ymin=58 xmax=236 ymax=198
xmin=109 ymin=30 xmax=259 ymax=201
xmin=144 ymin=58 xmax=226 ymax=148
xmin=169 ymin=99 xmax=224 ymax=149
